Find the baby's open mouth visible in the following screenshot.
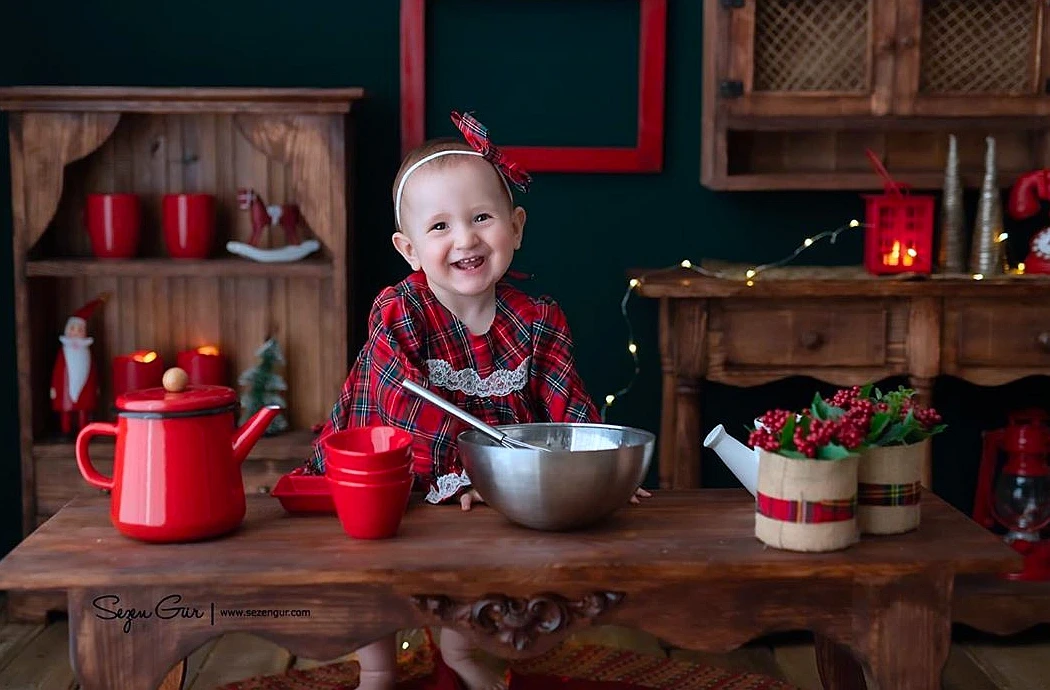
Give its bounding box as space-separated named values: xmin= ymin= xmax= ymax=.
xmin=452 ymin=256 xmax=485 ymax=270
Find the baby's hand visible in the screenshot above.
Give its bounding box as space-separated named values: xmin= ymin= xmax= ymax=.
xmin=460 ymin=489 xmax=486 ymax=511
xmin=629 ymin=487 xmax=652 ymax=505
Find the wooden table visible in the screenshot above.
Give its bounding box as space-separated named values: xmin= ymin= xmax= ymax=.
xmin=0 ymin=490 xmax=1019 ymax=690
xmin=631 ymin=266 xmax=1050 ymax=489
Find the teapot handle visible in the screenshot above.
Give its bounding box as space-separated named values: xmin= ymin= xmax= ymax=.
xmin=76 ymin=422 xmax=117 ymax=491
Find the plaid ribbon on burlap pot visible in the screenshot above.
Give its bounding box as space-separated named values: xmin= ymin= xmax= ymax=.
xmin=756 ymin=493 xmax=857 ymax=523
xmin=858 ymin=481 xmax=922 ymax=507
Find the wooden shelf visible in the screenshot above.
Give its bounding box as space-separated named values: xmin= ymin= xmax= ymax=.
xmin=32 ymin=428 xmax=317 ymax=463
xmin=25 ymin=257 xmax=333 ymax=279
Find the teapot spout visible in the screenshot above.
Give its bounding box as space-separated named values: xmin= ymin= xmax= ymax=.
xmin=703 ymin=424 xmax=759 ymax=496
xmin=232 ymin=405 xmax=283 ymax=465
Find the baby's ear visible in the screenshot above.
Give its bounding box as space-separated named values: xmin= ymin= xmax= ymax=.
xmin=392 ymin=231 xmax=421 ymax=271
xmin=512 ymin=206 xmax=527 ymax=249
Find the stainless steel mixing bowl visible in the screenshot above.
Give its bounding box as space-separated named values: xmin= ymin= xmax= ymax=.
xmin=457 ymin=423 xmax=655 ymax=531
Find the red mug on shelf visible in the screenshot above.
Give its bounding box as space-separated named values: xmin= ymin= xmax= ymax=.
xmin=162 ymin=193 xmax=216 ymax=259
xmin=111 ymin=350 xmax=164 ymax=398
xmin=84 ymin=193 xmax=141 ymax=258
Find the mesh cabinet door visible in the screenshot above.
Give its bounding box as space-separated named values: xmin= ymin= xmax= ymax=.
xmin=717 ymin=0 xmax=896 ymax=117
xmin=895 ymin=0 xmax=1050 ymax=116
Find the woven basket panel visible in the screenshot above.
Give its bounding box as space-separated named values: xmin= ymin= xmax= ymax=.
xmin=919 ymin=0 xmax=1037 ymax=94
xmin=754 ymin=0 xmax=869 ymax=92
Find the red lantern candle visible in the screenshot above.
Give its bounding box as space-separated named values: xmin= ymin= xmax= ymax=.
xmin=112 ymin=350 xmax=164 ymax=398
xmin=177 ymin=345 xmax=226 ymax=386
xmin=862 ymin=148 xmax=935 ymax=276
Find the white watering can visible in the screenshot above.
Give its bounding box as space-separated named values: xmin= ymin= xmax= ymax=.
xmin=703 ymin=424 xmax=759 ymax=497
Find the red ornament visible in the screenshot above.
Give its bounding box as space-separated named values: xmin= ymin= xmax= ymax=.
xmin=862 ymin=149 xmax=934 ymax=276
xmin=50 ymin=293 xmax=109 ymax=436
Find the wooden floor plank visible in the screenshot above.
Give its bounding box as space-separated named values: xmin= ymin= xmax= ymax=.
xmin=179 ymin=637 xmax=220 ymax=688
xmin=0 ymin=619 xmax=75 ymax=690
xmin=942 ymin=645 xmax=1001 ymax=690
xmin=186 ymin=633 xmax=292 ymax=689
xmin=961 ymin=638 xmax=1050 ymax=690
xmin=0 ymin=622 xmax=47 ymax=676
xmin=771 ymin=641 xmax=822 ymax=690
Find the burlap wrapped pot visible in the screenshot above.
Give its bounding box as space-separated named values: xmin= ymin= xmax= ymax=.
xmin=755 ymin=449 xmax=859 ymax=552
xmin=857 ymin=438 xmax=927 ymax=535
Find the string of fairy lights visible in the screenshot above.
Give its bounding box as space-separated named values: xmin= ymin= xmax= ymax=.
xmin=597 ymin=218 xmax=1015 ymax=420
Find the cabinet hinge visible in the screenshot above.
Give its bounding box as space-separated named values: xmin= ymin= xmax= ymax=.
xmin=720 ymin=0 xmax=745 ymax=8
xmin=719 ymin=80 xmax=744 ymax=98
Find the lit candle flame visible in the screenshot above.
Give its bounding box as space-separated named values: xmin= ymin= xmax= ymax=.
xmin=132 ymin=351 xmax=158 ymax=363
xmin=196 ymin=345 xmax=220 ymax=356
xmin=885 ymin=241 xmax=902 ymax=266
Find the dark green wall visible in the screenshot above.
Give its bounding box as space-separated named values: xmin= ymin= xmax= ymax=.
xmin=1 ymin=0 xmax=1045 ymax=556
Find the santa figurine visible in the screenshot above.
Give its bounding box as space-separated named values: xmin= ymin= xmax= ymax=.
xmin=50 ymin=294 xmax=108 ymax=436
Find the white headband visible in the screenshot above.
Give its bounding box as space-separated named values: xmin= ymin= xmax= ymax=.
xmin=394 ymin=150 xmax=513 ymax=230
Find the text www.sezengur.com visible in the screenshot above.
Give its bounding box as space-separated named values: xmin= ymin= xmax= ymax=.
xmin=218 ymin=608 xmax=311 ymax=618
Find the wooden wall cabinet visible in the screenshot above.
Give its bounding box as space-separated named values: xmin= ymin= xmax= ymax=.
xmin=704 ymin=0 xmax=1050 ymax=190
xmin=0 ymin=87 xmax=364 ymax=536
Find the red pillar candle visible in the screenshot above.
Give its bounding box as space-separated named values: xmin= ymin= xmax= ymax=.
xmin=177 ymin=345 xmax=227 ymax=386
xmin=112 ymin=350 xmax=164 ymax=398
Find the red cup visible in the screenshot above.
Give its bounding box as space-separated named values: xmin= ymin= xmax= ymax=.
xmin=162 ymin=193 xmax=216 ymax=259
xmin=84 ymin=193 xmax=141 ymax=258
xmin=322 ymin=426 xmax=414 ymax=472
xmin=327 ymin=475 xmax=413 ymax=539
xmin=325 ymin=461 xmax=412 ymax=484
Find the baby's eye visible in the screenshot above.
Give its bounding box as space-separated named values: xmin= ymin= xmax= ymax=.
xmin=429 ymin=222 xmax=447 ymax=232
xmin=473 ymin=213 xmax=491 ymax=223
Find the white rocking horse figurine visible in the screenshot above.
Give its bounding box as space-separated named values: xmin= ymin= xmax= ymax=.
xmin=226 ymin=187 xmax=320 ymax=263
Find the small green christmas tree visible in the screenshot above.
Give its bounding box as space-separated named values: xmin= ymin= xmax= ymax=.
xmin=238 ymin=337 xmax=289 ymax=435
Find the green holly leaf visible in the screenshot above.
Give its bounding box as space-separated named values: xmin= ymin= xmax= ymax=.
xmin=816 ymin=442 xmax=853 ymax=461
xmin=780 ymin=416 xmax=796 ymax=449
xmin=779 ymin=449 xmax=808 ymax=459
xmin=813 ymin=393 xmax=846 ymax=421
xmin=859 ymin=383 xmax=874 ymax=399
xmin=880 ymin=422 xmax=908 ymax=445
xmin=866 ymin=412 xmax=894 ymax=442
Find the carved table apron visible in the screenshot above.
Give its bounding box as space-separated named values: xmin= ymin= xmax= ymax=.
xmin=0 ymin=491 xmax=1020 ymax=690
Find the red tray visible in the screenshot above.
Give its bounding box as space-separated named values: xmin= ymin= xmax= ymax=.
xmin=271 ymin=467 xmax=335 ymax=514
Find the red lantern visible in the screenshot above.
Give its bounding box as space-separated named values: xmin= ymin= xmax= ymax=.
xmin=862 ymin=149 xmax=934 ymax=276
xmin=975 ymin=409 xmax=1050 ymax=581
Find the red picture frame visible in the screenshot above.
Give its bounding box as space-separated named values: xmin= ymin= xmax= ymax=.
xmin=400 ymin=0 xmax=667 ymax=173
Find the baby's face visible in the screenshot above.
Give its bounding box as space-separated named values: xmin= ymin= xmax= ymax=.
xmin=394 ymin=156 xmax=525 ymax=304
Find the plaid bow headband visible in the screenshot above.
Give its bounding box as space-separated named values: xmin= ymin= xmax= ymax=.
xmin=450 ymin=111 xmax=532 ymax=193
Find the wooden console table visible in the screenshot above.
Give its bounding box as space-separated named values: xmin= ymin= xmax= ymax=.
xmin=0 ymin=491 xmax=1019 ymax=690
xmin=632 ymin=265 xmax=1050 ymax=489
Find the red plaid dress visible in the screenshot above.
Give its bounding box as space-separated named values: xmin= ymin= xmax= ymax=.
xmin=307 ymin=271 xmax=600 ymax=503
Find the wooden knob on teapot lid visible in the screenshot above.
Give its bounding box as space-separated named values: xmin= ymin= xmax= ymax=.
xmin=162 ymin=367 xmax=189 ymax=393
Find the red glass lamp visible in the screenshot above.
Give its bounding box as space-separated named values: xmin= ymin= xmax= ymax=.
xmin=975 ymin=409 xmax=1050 ymax=581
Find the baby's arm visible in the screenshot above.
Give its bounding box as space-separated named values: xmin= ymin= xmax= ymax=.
xmin=529 ymin=300 xmax=601 ymax=424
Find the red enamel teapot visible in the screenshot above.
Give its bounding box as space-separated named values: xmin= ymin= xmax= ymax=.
xmin=75 ymin=367 xmax=282 ymax=543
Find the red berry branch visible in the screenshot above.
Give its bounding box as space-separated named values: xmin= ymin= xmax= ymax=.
xmin=747 ymin=383 xmax=947 ymax=459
